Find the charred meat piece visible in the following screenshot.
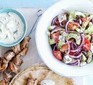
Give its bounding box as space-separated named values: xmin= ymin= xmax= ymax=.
xmin=0 ymin=58 xmax=8 ymax=72
xmin=27 ymin=78 xmax=38 ymax=85
xmin=8 ymin=62 xmax=19 ymax=74
xmin=4 ymin=50 xmax=15 ymax=61
xmin=2 ymin=58 xmax=8 ymax=64
xmin=12 ymin=44 xmax=21 ymax=54
xmin=12 ymin=54 xmax=23 ymax=66
xmin=0 ymin=57 xmax=2 ymax=70
xmin=21 ymin=37 xmax=31 ymax=50
xmin=0 ymin=51 xmax=15 ymax=72
xmin=0 ymin=57 xmax=2 ymax=62
xmin=0 ymin=63 xmax=8 ymax=72
xmin=20 ymin=47 xmax=28 ymax=56
xmin=0 ymin=37 xmax=30 ymax=84
xmin=0 ymin=79 xmax=8 ymax=85
xmin=3 ymin=71 xmax=12 ymax=82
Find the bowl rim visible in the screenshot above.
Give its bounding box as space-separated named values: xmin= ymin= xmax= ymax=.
xmin=36 ymin=0 xmax=93 ymax=77
xmin=0 ymin=9 xmax=27 ymax=47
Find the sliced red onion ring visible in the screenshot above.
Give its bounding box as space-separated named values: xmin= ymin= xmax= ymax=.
xmin=68 ymin=60 xmax=78 ymax=66
xmin=79 ymin=19 xmax=82 ymax=25
xmin=67 ymin=59 xmax=81 ymax=66
xmin=65 ymin=18 xmax=76 ymax=32
xmin=82 ymin=51 xmax=88 ymax=57
xmin=66 ymin=39 xmax=70 ymax=55
xmin=70 ymin=42 xmax=78 ymax=50
xmin=70 ymin=33 xmax=84 ymax=52
xmin=53 ymin=44 xmax=58 ymax=51
xmin=69 ymin=42 xmax=81 ymax=56
xmin=77 ymin=59 xmax=81 ymax=66
xmin=65 ymin=18 xmax=81 ymax=32
xmin=51 ymin=16 xmax=60 ymax=26
xmin=51 ymin=26 xmax=63 ymax=34
xmin=69 ymin=52 xmax=82 ymax=59
xmin=60 ymin=20 xmax=67 ymax=28
xmin=65 ymin=19 xmax=71 ymax=32
xmin=91 ymin=34 xmax=93 ymax=43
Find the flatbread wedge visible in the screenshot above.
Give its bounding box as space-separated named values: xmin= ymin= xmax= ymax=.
xmin=9 ymin=64 xmax=74 ymax=85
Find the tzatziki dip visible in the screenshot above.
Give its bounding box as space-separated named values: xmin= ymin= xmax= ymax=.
xmin=0 ymin=12 xmax=24 ymax=44
xmin=41 ymin=79 xmax=55 ymax=85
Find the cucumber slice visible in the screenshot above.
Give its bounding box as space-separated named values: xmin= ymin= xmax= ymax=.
xmin=48 ymin=26 xmax=56 ymax=31
xmin=87 ymin=52 xmax=92 ymax=63
xmin=49 ymin=38 xmax=55 ymax=45
xmin=69 ymin=11 xmax=85 ymax=19
xmin=85 ymin=22 xmax=93 ymax=34
xmin=85 ymin=35 xmax=91 ymax=41
xmin=75 ymin=11 xmax=85 ymax=17
xmin=57 ymin=40 xmax=65 ymax=50
xmin=91 ymin=43 xmax=93 ymax=53
xmin=67 ymin=33 xmax=81 ymax=45
xmin=82 ymin=53 xmax=87 ymax=62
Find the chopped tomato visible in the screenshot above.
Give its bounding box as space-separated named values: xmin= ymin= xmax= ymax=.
xmin=67 ymin=22 xmax=80 ymax=31
xmin=69 ymin=42 xmax=76 ymax=55
xmin=60 ymin=44 xmax=68 ymax=52
xmin=81 ymin=17 xmax=91 ymax=22
xmin=69 ymin=51 xmax=74 ymax=55
xmin=69 ymin=49 xmax=81 ymax=56
xmin=60 ymin=42 xmax=75 ymax=54
xmin=53 ymin=50 xmax=62 ymax=60
xmin=82 ymin=38 xmax=91 ymax=51
xmin=51 ymin=32 xmax=60 ymax=43
xmin=69 ymin=38 xmax=91 ymax=55
xmin=81 ymin=17 xmax=87 ymax=22
xmin=81 ymin=17 xmax=91 ymax=26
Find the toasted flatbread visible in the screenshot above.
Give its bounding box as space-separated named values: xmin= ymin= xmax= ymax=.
xmin=9 ymin=64 xmax=74 ymax=85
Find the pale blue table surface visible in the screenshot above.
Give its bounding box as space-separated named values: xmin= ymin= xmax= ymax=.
xmin=0 ymin=0 xmax=59 ymax=8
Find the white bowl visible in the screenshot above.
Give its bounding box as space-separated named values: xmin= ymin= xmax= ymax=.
xmin=36 ymin=0 xmax=93 ymax=77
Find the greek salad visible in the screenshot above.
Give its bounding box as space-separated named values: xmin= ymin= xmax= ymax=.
xmin=48 ymin=10 xmax=93 ymax=66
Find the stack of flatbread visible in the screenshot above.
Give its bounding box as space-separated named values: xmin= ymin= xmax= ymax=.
xmin=9 ymin=64 xmax=75 ymax=85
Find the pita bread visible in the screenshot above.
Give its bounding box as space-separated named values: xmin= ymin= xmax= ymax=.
xmin=9 ymin=64 xmax=74 ymax=85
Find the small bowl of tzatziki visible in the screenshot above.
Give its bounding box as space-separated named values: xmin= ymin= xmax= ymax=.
xmin=0 ymin=9 xmax=27 ymax=47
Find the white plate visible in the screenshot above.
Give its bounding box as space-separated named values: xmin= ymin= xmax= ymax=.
xmin=36 ymin=0 xmax=93 ymax=77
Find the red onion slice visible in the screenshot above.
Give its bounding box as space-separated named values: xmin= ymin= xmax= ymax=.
xmin=65 ymin=19 xmax=71 ymax=32
xmin=60 ymin=20 xmax=67 ymax=28
xmin=67 ymin=58 xmax=81 ymax=66
xmin=79 ymin=19 xmax=82 ymax=25
xmin=51 ymin=16 xmax=60 ymax=26
xmin=69 ymin=52 xmax=82 ymax=59
xmin=91 ymin=34 xmax=93 ymax=43
xmin=51 ymin=26 xmax=63 ymax=34
xmin=70 ymin=33 xmax=84 ymax=52
xmin=66 ymin=39 xmax=70 ymax=55
xmin=68 ymin=60 xmax=79 ymax=66
xmin=53 ymin=44 xmax=58 ymax=51
xmin=65 ymin=18 xmax=81 ymax=33
xmin=65 ymin=18 xmax=76 ymax=32
xmin=77 ymin=59 xmax=81 ymax=66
